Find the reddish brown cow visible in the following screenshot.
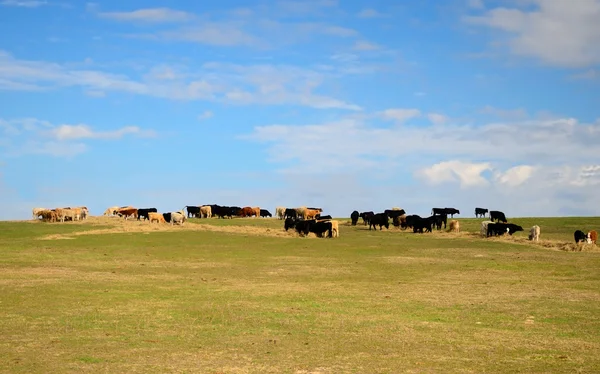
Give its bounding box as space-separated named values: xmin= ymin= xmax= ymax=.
xmin=117 ymin=207 xmax=138 ymax=220
xmin=239 ymin=206 xmax=255 ymax=217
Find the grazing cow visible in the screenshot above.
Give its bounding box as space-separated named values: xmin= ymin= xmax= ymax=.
xmin=588 ymin=230 xmax=598 ymax=245
xmin=480 ymin=221 xmax=494 ymax=237
xmin=431 ymin=208 xmax=445 ymax=216
xmin=32 ymin=207 xmax=46 ymax=220
xmin=329 ymin=220 xmax=339 ymax=238
xmin=103 ymin=206 xmax=120 ymax=216
xmin=162 ymin=212 xmax=172 ymax=223
xmin=393 ymin=214 xmax=407 ymax=228
xmin=170 ymin=210 xmax=186 ymax=225
xmin=487 ymin=223 xmax=523 ymax=237
xmin=117 ymin=207 xmax=138 ymax=220
xmin=200 ymin=205 xmax=212 ymax=218
xmin=137 ymin=208 xmax=158 ymax=221
xmin=284 ymin=208 xmax=297 ymax=219
xmin=304 ymin=208 xmax=321 ymax=220
xmin=404 ymin=215 xmax=422 ymax=230
xmin=430 ymin=213 xmax=447 ymax=230
xmin=574 ymin=230 xmax=586 ymax=244
xmin=350 ymin=210 xmax=359 ymax=226
xmin=449 ymin=220 xmax=460 ymax=233
xmin=39 ymin=209 xmax=57 ymax=222
xmin=148 ymin=212 xmax=166 ymax=223
xmin=260 ymin=209 xmax=272 ymax=218
xmin=360 ymin=211 xmax=374 ymax=226
xmin=252 ymin=207 xmax=261 ymax=218
xmin=275 ymin=206 xmax=285 ymax=220
xmin=294 ymin=219 xmax=333 ymax=238
xmin=185 ymin=206 xmax=201 ymax=218
xmin=295 ymin=206 xmax=307 ymax=219
xmin=412 ymin=217 xmax=433 ymax=233
xmin=239 ymin=207 xmax=256 ymax=218
xmin=489 ymin=210 xmax=508 ymax=223
xmin=284 ymin=218 xmax=297 ymax=231
xmin=444 ymin=208 xmax=460 ymax=218
xmin=475 ymin=207 xmax=488 ymax=218
xmin=316 ymin=215 xmax=332 ymax=220
xmin=384 ymin=209 xmax=406 ymax=219
xmin=528 ymin=225 xmax=541 ymax=241
xmin=369 ymin=213 xmax=389 ymax=231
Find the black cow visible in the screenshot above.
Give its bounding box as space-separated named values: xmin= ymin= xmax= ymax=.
xmin=475 ymin=207 xmax=488 ymax=218
xmin=229 ymin=206 xmax=242 ymax=217
xmin=284 ymin=208 xmax=297 ymax=219
xmin=360 ymin=211 xmax=374 ymax=226
xmin=487 ymin=223 xmax=523 ymax=237
xmin=430 ymin=213 xmax=447 ymax=230
xmin=384 ymin=209 xmax=406 ymax=219
xmin=444 ymin=208 xmax=460 ymax=218
xmin=184 ymin=205 xmax=201 ymax=218
xmin=316 ymin=215 xmax=332 ymax=220
xmin=369 ymin=213 xmax=389 ymax=231
xmin=260 ymin=209 xmax=272 ymax=218
xmin=284 ymin=218 xmax=297 ymax=231
xmin=404 ymin=215 xmax=422 ymax=230
xmin=574 ymin=230 xmax=587 ymax=243
xmin=490 ymin=210 xmax=507 ymax=223
xmin=137 ymin=208 xmax=158 ymax=221
xmin=294 ymin=219 xmax=332 ymax=238
xmin=162 ymin=212 xmax=172 ymax=223
xmin=413 ymin=217 xmax=433 ymax=233
xmin=350 ymin=210 xmax=359 ymax=226
xmin=431 ymin=208 xmax=445 ymax=215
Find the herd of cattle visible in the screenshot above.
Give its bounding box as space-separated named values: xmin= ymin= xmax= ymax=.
xmin=30 ymin=204 xmax=597 ymax=244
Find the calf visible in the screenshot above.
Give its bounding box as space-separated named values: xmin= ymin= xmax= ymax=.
xmin=475 ymin=207 xmax=488 ymax=218
xmin=350 ymin=210 xmax=359 ymax=226
xmin=393 ymin=214 xmax=407 ymax=228
xmin=588 ymin=230 xmax=598 ymax=245
xmin=490 ymin=210 xmax=507 ymax=223
xmin=449 ymin=220 xmax=460 ymax=233
xmin=528 ymin=225 xmax=541 ymax=241
xmin=148 ymin=212 xmax=166 ymax=223
xmin=260 ymin=209 xmax=272 ymax=218
xmin=137 ymin=208 xmax=158 ymax=221
xmin=369 ymin=213 xmax=389 ymax=231
xmin=574 ymin=230 xmax=587 ymax=243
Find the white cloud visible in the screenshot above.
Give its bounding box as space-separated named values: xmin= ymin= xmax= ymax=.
xmin=464 ymin=0 xmax=600 ymax=67
xmin=379 ymin=108 xmax=421 ymax=122
xmin=569 ymin=69 xmax=599 ymax=80
xmin=480 ymin=105 xmax=528 ymax=120
xmin=0 ymin=0 xmax=47 ymax=7
xmin=427 ymin=113 xmax=447 ymax=125
xmin=417 ymin=160 xmax=492 ymax=188
xmin=494 ymin=165 xmax=534 ymax=187
xmin=357 ymin=8 xmax=384 ymax=18
xmin=197 ymin=111 xmax=214 ymax=121
xmin=97 ymin=7 xmax=193 ymax=23
xmin=0 ymin=118 xmax=156 ymax=157
xmin=0 ymin=50 xmax=362 ymax=111
xmin=352 ymin=40 xmax=381 ymax=51
xmin=467 ymin=0 xmax=484 ymax=9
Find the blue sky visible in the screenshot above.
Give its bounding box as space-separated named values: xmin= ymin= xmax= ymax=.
xmin=0 ymin=0 xmax=599 ymax=219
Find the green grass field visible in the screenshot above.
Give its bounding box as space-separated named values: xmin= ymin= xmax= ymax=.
xmin=1 ymin=216 xmax=599 ymax=373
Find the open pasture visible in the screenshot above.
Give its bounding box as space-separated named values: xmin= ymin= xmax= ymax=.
xmin=1 ymin=216 xmax=600 ymax=373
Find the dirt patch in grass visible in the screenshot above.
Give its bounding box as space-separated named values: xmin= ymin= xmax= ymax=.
xmin=35 ymin=216 xmax=311 ymax=240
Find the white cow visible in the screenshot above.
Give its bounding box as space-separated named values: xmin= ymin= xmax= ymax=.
xmin=528 ymin=225 xmax=541 ymax=241
xmin=480 ymin=220 xmax=494 ymax=237
xmin=32 ymin=207 xmax=46 ymax=220
xmin=170 ymin=210 xmax=187 ymax=225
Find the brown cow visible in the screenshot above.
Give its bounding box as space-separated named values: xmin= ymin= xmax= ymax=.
xmin=117 ymin=207 xmax=138 ymax=220
xmin=239 ymin=206 xmax=255 ymax=218
xmin=252 ymin=206 xmax=260 ymax=218
xmin=304 ymin=208 xmax=321 ymax=220
xmin=588 ymin=230 xmax=598 ymax=245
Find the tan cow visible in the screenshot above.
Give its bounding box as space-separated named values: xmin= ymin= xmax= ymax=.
xmin=148 ymin=212 xmax=166 ymax=223
xmin=330 ymin=220 xmax=339 ymax=238
xmin=252 ymin=207 xmax=260 ymax=218
xmin=32 ymin=207 xmax=46 ymax=220
xmin=39 ymin=209 xmax=56 ymax=222
xmin=275 ymin=206 xmax=285 ymax=220
xmin=529 ymin=225 xmax=541 ymax=241
xmin=304 ymin=208 xmax=321 ymax=220
xmin=449 ymin=220 xmax=460 ymax=233
xmin=200 ymin=205 xmax=212 ymax=218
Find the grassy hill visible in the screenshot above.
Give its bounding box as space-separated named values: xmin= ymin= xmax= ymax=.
xmin=1 ymin=216 xmax=599 ymax=373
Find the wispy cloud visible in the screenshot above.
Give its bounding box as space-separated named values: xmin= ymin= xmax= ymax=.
xmin=0 ymin=0 xmax=47 ymax=7
xmin=353 ymin=40 xmax=381 ymax=51
xmin=356 ymin=8 xmax=385 ymax=18
xmin=378 ymin=108 xmax=421 ymax=123
xmin=463 ymin=0 xmax=600 ymax=67
xmin=0 ymin=118 xmax=155 ymax=157
xmin=97 ymin=7 xmax=194 ymax=23
xmin=197 ymin=111 xmax=214 ymax=121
